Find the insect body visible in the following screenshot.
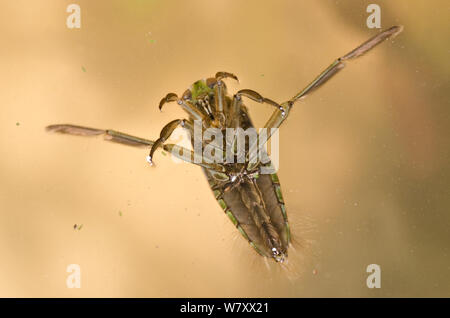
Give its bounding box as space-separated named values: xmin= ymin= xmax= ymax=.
xmin=47 ymin=26 xmax=402 ymax=263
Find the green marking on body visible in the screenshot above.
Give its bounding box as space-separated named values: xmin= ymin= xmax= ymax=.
xmin=226 ymin=210 xmax=238 ymax=226
xmin=285 ymin=222 xmax=291 ymax=244
xmin=280 ymin=204 xmax=287 ymax=220
xmin=161 ymin=151 xmax=167 ymax=156
xmin=208 ymin=178 xmax=216 ymax=187
xmin=250 ymin=241 xmax=265 ymax=256
xmin=275 ymin=185 xmax=284 ymax=203
xmin=217 ymin=199 xmax=227 ymax=210
xmin=191 ymin=80 xmax=213 ymax=102
xmin=213 ymin=190 xmax=221 ymax=199
xmin=237 ymin=225 xmax=249 ymax=241
xmin=270 ymin=173 xmax=279 ymax=183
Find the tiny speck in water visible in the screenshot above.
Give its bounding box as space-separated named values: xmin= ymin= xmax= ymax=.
xmin=16 ymin=122 xmax=20 ymax=126
xmin=313 ymin=269 xmax=318 ymax=275
xmin=119 ymin=211 xmax=122 ymax=216
xmin=81 ymin=66 xmax=86 ymax=72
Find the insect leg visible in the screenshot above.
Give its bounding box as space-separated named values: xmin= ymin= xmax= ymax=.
xmin=212 ymin=72 xmax=239 ymax=126
xmin=147 ymin=119 xmax=187 ymax=165
xmin=212 ymin=81 xmax=227 ymax=125
xmin=236 ymin=89 xmax=286 ymax=116
xmin=46 ymin=124 xmax=154 ymax=147
xmin=46 ymin=124 xmax=225 ymax=172
xmin=162 ymin=143 xmax=226 ymax=173
xmin=248 ymin=26 xmax=403 ymax=171
xmin=227 ymin=93 xmax=243 ymax=127
xmin=263 ymin=26 xmax=403 ymax=132
xmin=215 ymin=71 xmax=239 ymax=82
xmin=227 ymin=89 xmax=284 ymax=167
xmin=158 ymin=92 xmax=208 ymax=122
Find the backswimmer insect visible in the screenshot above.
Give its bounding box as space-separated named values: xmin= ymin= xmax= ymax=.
xmin=47 ymin=26 xmax=403 ymax=264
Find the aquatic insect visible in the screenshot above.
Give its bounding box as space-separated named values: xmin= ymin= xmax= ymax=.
xmin=47 ymin=26 xmax=402 ymax=263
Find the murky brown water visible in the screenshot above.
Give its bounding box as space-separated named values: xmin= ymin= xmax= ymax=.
xmin=0 ymin=0 xmax=448 ymax=297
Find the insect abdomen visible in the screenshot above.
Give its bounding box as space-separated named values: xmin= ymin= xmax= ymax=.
xmin=208 ymin=170 xmax=290 ymax=262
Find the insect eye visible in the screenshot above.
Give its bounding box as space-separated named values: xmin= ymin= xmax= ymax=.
xmin=181 ymin=89 xmax=192 ymax=101
xmin=205 ymin=77 xmax=217 ymax=88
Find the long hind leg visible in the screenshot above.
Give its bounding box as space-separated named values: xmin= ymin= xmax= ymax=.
xmin=247 ymin=26 xmax=403 ymax=171
xmin=264 ymin=26 xmax=403 ymax=132
xmin=46 ymin=124 xmax=155 ymax=147
xmin=46 ymin=124 xmax=224 ymax=172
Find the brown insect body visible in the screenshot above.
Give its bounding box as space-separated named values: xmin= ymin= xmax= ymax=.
xmin=181 ymin=84 xmax=290 ymax=262
xmin=46 ymin=26 xmax=403 ymax=264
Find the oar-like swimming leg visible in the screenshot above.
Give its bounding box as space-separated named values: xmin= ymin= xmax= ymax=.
xmin=46 ymin=124 xmax=224 ymax=172
xmin=253 ymin=26 xmax=404 ymax=162
xmin=46 ymin=124 xmax=155 ymax=147
xmin=264 ymin=25 xmax=403 ymax=132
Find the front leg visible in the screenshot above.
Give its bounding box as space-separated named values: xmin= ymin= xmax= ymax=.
xmin=147 ymin=118 xmax=226 ymax=171
xmin=147 ymin=119 xmax=188 ymax=165
xmin=225 ymin=89 xmax=285 ymax=166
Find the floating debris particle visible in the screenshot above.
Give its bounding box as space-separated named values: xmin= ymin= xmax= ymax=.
xmin=16 ymin=122 xmax=20 ymax=126
xmin=73 ymin=224 xmax=83 ymax=230
xmin=81 ymin=66 xmax=86 ymax=72
xmin=119 ymin=210 xmax=122 ymax=217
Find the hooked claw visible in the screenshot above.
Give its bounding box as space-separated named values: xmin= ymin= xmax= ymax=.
xmin=158 ymin=93 xmax=179 ymax=111
xmin=215 ymin=71 xmax=239 ymax=83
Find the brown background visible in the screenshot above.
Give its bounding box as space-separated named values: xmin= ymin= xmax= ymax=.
xmin=0 ymin=0 xmax=448 ymax=297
